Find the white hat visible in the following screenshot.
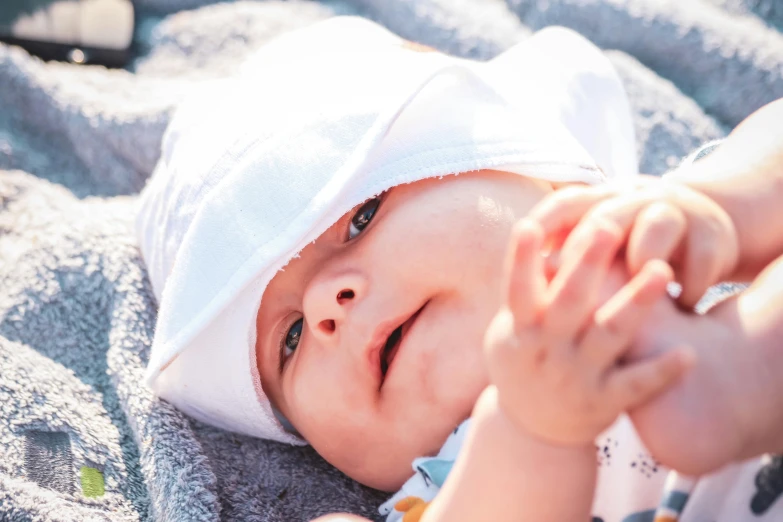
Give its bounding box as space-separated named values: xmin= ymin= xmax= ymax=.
xmin=135 ymin=17 xmax=637 ymax=445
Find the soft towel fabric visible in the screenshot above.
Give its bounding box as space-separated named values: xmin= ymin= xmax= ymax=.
xmin=0 ymin=0 xmax=780 ymax=521
xmin=135 ymin=16 xmax=636 ymax=445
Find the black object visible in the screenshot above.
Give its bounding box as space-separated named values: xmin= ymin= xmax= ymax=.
xmin=751 ymin=455 xmax=783 ymax=515
xmin=0 ymin=0 xmax=134 ymax=68
xmin=23 ymin=430 xmax=75 ymax=495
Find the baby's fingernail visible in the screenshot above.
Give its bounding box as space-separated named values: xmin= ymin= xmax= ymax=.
xmin=516 ymin=218 xmax=540 ymax=233
xmin=636 ymin=259 xmax=672 ymax=282
xmin=514 ymin=218 xmax=544 ymax=244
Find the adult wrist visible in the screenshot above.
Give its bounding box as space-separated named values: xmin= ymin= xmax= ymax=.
xmin=735 ymin=275 xmax=783 ymax=458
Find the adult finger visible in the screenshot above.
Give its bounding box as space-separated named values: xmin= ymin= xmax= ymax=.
xmin=626 ymin=202 xmax=687 ymax=275
xmin=580 ymin=260 xmax=673 ymax=370
xmin=606 ymin=347 xmax=695 ymax=411
xmin=575 ymin=193 xmax=657 ymax=241
xmin=677 ymin=207 xmax=736 ymax=308
xmin=677 ymin=228 xmax=720 ymax=309
xmin=653 ymin=181 xmax=738 ymax=308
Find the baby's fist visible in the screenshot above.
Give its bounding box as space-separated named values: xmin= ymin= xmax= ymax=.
xmin=484 ymin=219 xmax=693 ymax=447
xmin=529 ymin=177 xmax=738 ymax=308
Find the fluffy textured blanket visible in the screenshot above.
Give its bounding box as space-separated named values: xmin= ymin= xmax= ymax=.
xmin=0 ymin=0 xmax=780 ymax=520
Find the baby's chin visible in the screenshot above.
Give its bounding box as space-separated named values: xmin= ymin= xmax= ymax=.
xmin=315 ymin=397 xmax=478 ymax=491
xmin=324 ymin=418 xmax=465 ymax=492
xmin=350 ymin=459 xmax=423 ymax=492
xmin=324 ymin=447 xmax=428 ymax=492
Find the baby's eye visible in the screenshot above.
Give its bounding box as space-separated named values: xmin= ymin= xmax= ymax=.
xmin=281 ymin=317 xmax=303 ymax=364
xmin=348 ymin=196 xmax=383 ymax=240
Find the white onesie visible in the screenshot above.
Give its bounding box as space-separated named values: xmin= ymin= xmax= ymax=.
xmin=380 ymin=416 xmax=783 ymax=522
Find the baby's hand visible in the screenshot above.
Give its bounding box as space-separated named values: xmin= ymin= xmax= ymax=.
xmin=483 ymin=218 xmax=694 ymax=447
xmin=529 ymin=176 xmax=739 ymax=308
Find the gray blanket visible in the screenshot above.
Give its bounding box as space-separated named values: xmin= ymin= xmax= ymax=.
xmin=0 ymin=0 xmax=779 ymax=520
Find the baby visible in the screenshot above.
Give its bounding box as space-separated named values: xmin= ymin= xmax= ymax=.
xmin=135 ymin=17 xmax=783 ymax=522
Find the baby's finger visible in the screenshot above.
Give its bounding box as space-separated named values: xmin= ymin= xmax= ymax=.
xmin=528 ymin=185 xmax=613 ymax=249
xmin=484 ymin=309 xmax=544 ymax=379
xmin=575 ymin=194 xmax=654 ymax=242
xmin=580 ymin=260 xmax=673 ymax=370
xmin=626 ymin=202 xmax=687 ymax=275
xmin=606 ymin=347 xmax=695 ymax=411
xmin=504 ymin=219 xmax=546 ymax=326
xmin=543 ymin=220 xmax=623 ymax=341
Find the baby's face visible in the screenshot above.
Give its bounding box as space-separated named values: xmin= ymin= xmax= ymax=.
xmin=255 ymin=169 xmax=553 ymax=491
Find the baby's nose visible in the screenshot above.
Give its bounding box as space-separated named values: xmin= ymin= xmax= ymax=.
xmin=302 ymin=271 xmax=367 ymax=344
xmin=314 ymin=289 xmax=355 ymax=335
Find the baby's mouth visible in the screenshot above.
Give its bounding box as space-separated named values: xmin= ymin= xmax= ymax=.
xmin=379 ymin=303 xmax=426 ymax=381
xmin=380 ymin=326 xmax=403 ymax=377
